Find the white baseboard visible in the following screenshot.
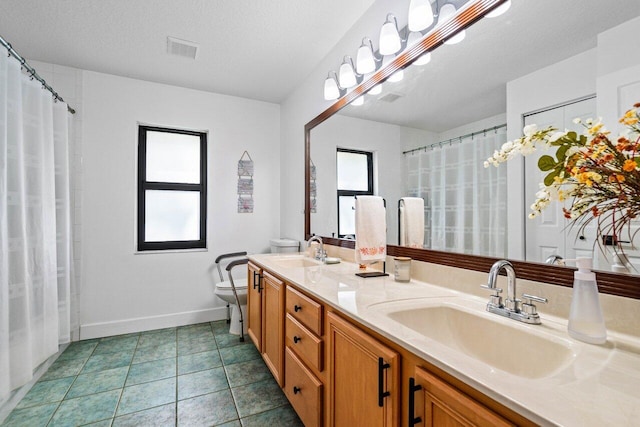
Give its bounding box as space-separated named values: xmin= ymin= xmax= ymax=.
xmin=79 ymin=307 xmax=228 ymax=340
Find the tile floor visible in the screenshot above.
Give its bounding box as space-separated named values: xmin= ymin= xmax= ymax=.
xmin=1 ymin=321 xmax=303 ymax=427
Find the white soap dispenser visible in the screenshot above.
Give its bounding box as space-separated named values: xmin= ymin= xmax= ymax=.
xmin=567 ymin=257 xmax=607 ymax=344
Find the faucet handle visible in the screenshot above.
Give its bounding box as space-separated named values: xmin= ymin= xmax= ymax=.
xmin=521 ymin=294 xmax=547 ymax=315
xmin=480 ymin=284 xmax=502 ymax=294
xmin=480 ymin=284 xmax=503 ymax=307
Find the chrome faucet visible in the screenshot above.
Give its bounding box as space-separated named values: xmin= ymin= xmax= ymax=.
xmin=481 ymin=260 xmax=548 ymax=325
xmin=545 ymin=254 xmax=564 ymax=265
xmin=307 ymin=235 xmax=326 ymax=262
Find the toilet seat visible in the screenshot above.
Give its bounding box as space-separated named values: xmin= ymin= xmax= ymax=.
xmin=215 ymin=279 xmax=248 ymax=291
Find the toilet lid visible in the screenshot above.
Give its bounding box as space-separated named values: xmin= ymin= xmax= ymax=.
xmin=216 ymin=279 xmax=247 ymax=290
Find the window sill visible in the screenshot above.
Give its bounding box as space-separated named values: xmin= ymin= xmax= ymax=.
xmin=134 ymin=248 xmax=209 ymax=255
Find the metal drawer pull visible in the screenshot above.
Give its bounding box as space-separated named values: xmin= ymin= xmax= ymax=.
xmin=293 ymin=336 xmax=301 ymax=344
xmin=408 ymin=377 xmax=422 ymax=426
xmin=293 ymin=386 xmax=301 ymax=394
xmin=294 ymin=304 xmax=302 ymax=312
xmin=378 ymin=357 xmax=391 ymax=407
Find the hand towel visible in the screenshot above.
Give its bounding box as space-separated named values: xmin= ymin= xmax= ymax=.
xmin=400 ymin=197 xmax=424 ymax=248
xmin=355 ymin=196 xmax=387 ymax=264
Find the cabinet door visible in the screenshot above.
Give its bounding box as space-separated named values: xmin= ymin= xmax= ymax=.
xmin=262 ymin=271 xmax=285 ymax=386
xmin=247 ymin=262 xmax=263 ymax=351
xmin=413 ymin=367 xmax=513 ymax=427
xmin=327 ymin=312 xmax=399 ymax=427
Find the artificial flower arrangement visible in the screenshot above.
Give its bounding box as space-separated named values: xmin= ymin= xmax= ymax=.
xmin=485 ymin=102 xmax=640 ymax=253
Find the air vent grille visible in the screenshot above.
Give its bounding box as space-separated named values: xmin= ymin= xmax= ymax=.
xmin=167 ymin=37 xmax=199 ymax=59
xmin=378 ymin=92 xmax=403 ymax=103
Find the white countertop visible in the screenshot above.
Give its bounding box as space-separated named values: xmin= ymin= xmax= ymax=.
xmin=249 ymin=253 xmax=640 ymax=427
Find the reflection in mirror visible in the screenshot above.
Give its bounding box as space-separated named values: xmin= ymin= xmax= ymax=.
xmin=308 ymin=0 xmax=640 ymax=281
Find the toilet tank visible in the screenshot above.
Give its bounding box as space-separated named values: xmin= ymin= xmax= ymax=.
xmin=270 ymin=238 xmax=300 ymax=253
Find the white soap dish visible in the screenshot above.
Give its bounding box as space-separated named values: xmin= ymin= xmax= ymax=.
xmin=324 ymin=257 xmax=341 ymax=264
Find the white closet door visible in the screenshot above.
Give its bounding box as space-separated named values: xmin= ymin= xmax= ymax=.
xmin=523 ymin=97 xmax=596 ymax=264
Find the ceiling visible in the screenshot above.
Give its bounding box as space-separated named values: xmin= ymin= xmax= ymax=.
xmin=0 ymin=0 xmax=375 ymax=103
xmin=340 ymin=0 xmax=640 ymax=133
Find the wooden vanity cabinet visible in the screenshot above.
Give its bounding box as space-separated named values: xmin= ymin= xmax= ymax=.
xmin=248 ymin=263 xmax=536 ymax=427
xmin=247 ymin=262 xmax=262 ymax=351
xmin=326 ymin=311 xmax=400 ymax=427
xmin=262 ymin=271 xmax=285 ymax=386
xmin=409 ymin=367 xmax=514 ymax=427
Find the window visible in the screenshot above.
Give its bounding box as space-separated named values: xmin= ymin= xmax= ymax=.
xmin=336 ymin=148 xmax=373 ymax=238
xmin=137 ymin=126 xmax=207 ymax=251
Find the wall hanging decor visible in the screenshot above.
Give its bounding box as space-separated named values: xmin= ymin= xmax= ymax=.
xmin=310 ymin=159 xmax=317 ymax=213
xmin=237 ymin=151 xmax=254 ymax=213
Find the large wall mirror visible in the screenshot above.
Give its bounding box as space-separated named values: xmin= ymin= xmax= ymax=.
xmin=305 ymin=0 xmax=640 ymax=299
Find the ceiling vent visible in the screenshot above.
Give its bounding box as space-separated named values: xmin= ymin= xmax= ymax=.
xmin=167 ymin=37 xmax=199 ymax=59
xmin=378 ymin=92 xmax=404 ymax=103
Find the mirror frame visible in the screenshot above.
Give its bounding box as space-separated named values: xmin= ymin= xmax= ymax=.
xmin=304 ymin=0 xmax=640 ymax=300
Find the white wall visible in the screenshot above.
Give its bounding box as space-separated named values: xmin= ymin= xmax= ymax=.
xmin=80 ymin=71 xmax=280 ymax=338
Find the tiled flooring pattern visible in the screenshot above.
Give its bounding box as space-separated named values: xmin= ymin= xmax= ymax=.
xmin=2 ymin=321 xmax=303 ymax=426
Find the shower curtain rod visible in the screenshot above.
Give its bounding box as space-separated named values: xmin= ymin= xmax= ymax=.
xmin=0 ymin=35 xmax=76 ymax=115
xmin=402 ymin=123 xmax=506 ymax=155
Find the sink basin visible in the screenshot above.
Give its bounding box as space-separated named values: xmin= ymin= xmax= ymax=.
xmin=271 ymin=256 xmax=320 ymax=269
xmin=385 ymin=304 xmax=575 ymax=379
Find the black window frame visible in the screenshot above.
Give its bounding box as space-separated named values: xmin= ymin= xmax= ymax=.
xmin=336 ymin=148 xmax=374 ymax=238
xmin=137 ymin=125 xmax=207 ymax=251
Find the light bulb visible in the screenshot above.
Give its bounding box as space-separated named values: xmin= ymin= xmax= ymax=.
xmin=486 ymin=0 xmax=511 ymax=18
xmin=338 ymin=57 xmax=357 ymax=88
xmin=356 ymin=42 xmax=376 ymax=74
xmin=438 ymin=3 xmax=466 ymax=45
xmin=408 ymin=0 xmax=434 ymax=32
xmin=351 ymin=96 xmax=364 ymax=106
xmin=323 ymin=73 xmax=340 ymax=100
xmin=379 ymin=14 xmax=401 ymax=55
xmin=413 ymin=52 xmax=432 ymax=66
xmin=369 ymin=84 xmax=382 ymax=95
xmin=388 ymin=69 xmax=404 ymax=83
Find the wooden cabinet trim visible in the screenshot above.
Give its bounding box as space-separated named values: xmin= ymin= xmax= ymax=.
xmin=261 ymin=272 xmax=285 ymax=386
xmin=285 ymin=346 xmax=323 ymax=427
xmin=326 ymin=311 xmax=400 ymax=427
xmin=286 ymin=313 xmax=323 ymax=372
xmin=286 ymin=285 xmax=323 ymax=336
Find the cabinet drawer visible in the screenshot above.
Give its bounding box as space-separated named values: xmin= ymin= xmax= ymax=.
xmin=286 ymin=314 xmax=323 ymax=372
xmin=285 ymin=347 xmax=323 ymax=427
xmin=286 ymin=286 xmax=323 ymax=336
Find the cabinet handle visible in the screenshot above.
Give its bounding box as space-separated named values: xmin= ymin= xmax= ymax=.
xmin=293 ymin=336 xmax=301 ymax=344
xmin=293 ymin=386 xmax=301 ymax=394
xmin=408 ymin=377 xmax=422 ymax=427
xmin=294 ymin=304 xmax=302 ymax=312
xmin=378 ymin=357 xmax=391 ymax=407
xmin=253 ymin=271 xmax=262 ymax=292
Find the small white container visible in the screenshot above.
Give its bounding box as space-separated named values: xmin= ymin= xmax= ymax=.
xmin=568 ymin=257 xmax=607 ymax=344
xmin=394 ymin=257 xmax=411 ymax=282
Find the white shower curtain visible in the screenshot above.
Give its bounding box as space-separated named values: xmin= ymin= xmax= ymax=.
xmin=404 ymin=128 xmax=507 ymax=257
xmin=0 ymin=52 xmax=74 ymax=402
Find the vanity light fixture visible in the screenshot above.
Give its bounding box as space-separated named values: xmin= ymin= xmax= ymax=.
xmin=323 ymin=71 xmax=341 ymax=101
xmin=379 ymin=14 xmax=402 ymax=55
xmin=486 ymin=0 xmax=511 ymax=18
xmin=356 ymin=37 xmax=379 ymax=74
xmin=338 ymin=56 xmax=359 ymax=89
xmin=438 ymin=3 xmax=466 ymax=45
xmin=408 ymin=0 xmax=435 ymax=32
xmin=406 ymin=31 xmax=432 ymax=66
xmin=382 ymin=55 xmax=404 ymax=83
xmin=368 ymin=84 xmax=382 ymax=95
xmin=351 ymin=96 xmax=364 ymax=106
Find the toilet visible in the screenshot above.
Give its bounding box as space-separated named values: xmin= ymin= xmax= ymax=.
xmin=214 ymin=269 xmax=248 ymax=336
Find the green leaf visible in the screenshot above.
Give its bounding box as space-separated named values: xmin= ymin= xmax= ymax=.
xmin=556 ymin=145 xmax=569 ymax=161
xmin=538 ymin=155 xmax=557 ymax=171
xmin=544 ymin=170 xmax=559 ymax=186
xmin=635 ymin=158 xmax=640 ymax=168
